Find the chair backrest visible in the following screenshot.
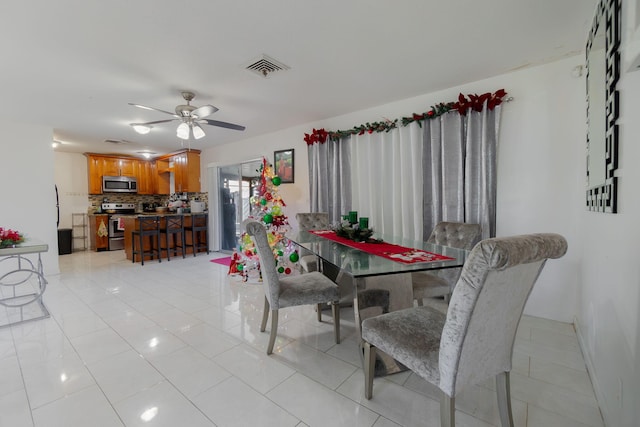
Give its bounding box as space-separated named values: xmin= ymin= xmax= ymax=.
xmin=137 ymin=216 xmax=160 ymax=234
xmin=426 ymin=222 xmax=482 ymax=285
xmin=296 ymin=212 xmax=329 ymax=231
xmin=427 ymin=222 xmax=481 ymax=249
xmin=191 ymin=213 xmax=207 ymax=229
xmin=243 ymin=220 xmax=282 ymax=309
xmin=164 ymin=215 xmax=184 ymax=232
xmin=438 ymin=233 xmax=567 ymax=397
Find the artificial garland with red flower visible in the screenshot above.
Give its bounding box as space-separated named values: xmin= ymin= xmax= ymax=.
xmin=0 ymin=227 xmax=25 ymax=248
xmin=304 ymin=89 xmax=508 ymax=144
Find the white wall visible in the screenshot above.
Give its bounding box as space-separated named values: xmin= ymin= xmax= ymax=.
xmin=0 ymin=121 xmax=59 ymax=275
xmin=575 ymin=1 xmax=640 ymax=424
xmin=202 ymin=53 xmax=639 ymax=425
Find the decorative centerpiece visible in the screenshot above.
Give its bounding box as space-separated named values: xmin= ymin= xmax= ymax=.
xmin=334 ymin=211 xmax=380 ymax=243
xmin=0 ymin=227 xmax=25 ymax=248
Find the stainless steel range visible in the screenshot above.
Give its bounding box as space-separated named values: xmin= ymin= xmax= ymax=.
xmin=102 ymin=203 xmax=135 ymax=251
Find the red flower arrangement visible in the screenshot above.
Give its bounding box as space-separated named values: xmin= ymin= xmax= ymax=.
xmin=0 ymin=227 xmax=25 ymax=248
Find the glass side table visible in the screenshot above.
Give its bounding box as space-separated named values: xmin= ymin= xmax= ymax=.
xmin=0 ymin=239 xmax=50 ymax=328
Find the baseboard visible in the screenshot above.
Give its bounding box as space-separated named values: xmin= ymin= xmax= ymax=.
xmin=573 ymin=316 xmax=609 ymax=427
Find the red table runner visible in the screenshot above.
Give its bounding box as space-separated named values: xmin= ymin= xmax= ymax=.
xmin=308 ymin=230 xmax=455 ymax=264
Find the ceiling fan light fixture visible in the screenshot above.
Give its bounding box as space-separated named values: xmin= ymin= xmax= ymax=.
xmin=137 ymin=151 xmax=156 ymax=159
xmin=176 ymin=122 xmax=190 ymax=140
xmin=131 ymin=124 xmax=152 ymax=134
xmin=192 ymin=123 xmax=205 ymax=139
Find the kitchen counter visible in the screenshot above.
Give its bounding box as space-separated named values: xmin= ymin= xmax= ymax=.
xmin=88 ymin=212 xmax=207 ymax=217
xmin=121 ymin=214 xmax=208 ymax=262
xmin=113 ymin=212 xmax=207 ymax=217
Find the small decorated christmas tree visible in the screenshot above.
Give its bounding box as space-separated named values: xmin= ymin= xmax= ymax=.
xmin=232 ymin=157 xmax=299 ymax=280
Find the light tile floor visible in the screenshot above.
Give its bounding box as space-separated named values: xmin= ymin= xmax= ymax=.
xmin=0 ymin=250 xmax=604 ymax=426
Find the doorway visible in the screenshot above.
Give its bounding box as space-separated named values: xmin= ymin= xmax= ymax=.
xmin=216 ymin=160 xmax=262 ymax=253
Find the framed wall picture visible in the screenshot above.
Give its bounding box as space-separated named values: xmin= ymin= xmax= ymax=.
xmin=274 ymin=149 xmax=294 ymax=183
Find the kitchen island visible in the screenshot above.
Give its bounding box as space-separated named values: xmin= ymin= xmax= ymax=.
xmin=116 ymin=213 xmax=209 ymax=262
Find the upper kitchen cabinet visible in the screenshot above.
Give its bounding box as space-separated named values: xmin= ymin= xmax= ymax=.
xmin=156 ymin=149 xmax=201 ymax=194
xmin=86 ymin=155 xmax=104 ymax=194
xmin=102 ymin=157 xmax=136 ymax=177
xmin=137 ymin=160 xmax=157 ymax=195
xmin=85 ymin=153 xmax=155 ymax=195
xmin=174 ymin=151 xmax=201 ymax=193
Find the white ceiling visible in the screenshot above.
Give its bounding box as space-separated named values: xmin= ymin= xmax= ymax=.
xmin=1 ymin=0 xmax=596 ymax=158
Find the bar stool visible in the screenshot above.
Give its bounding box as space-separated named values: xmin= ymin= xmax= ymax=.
xmin=160 ymin=214 xmax=185 ymax=261
xmin=131 ymin=215 xmax=161 ymax=265
xmin=185 ymin=213 xmax=209 ymax=257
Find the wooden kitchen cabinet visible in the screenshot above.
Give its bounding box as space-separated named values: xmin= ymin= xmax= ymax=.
xmin=137 ymin=160 xmax=157 ymax=195
xmin=89 ymin=214 xmax=109 ymax=251
xmin=101 ymin=157 xmax=137 ymax=177
xmin=85 ymin=151 xmax=197 ymax=195
xmin=174 ymin=150 xmax=201 ymax=193
xmin=85 ymin=153 xmax=157 ymax=195
xmin=86 ymin=155 xmax=104 ymax=194
xmin=156 ymin=149 xmax=201 ymax=194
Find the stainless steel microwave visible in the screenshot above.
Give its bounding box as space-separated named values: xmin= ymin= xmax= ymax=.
xmin=102 ymin=175 xmax=137 ymax=193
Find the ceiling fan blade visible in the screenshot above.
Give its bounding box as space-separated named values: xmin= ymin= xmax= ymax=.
xmin=128 ymin=103 xmax=179 ymax=117
xmin=201 ymin=119 xmax=246 ymax=131
xmin=191 ymin=104 xmax=218 ymax=119
xmin=134 ymin=119 xmax=179 ymax=126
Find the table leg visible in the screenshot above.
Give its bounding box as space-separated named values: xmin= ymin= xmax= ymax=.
xmin=353 ymin=273 xmax=413 ymax=376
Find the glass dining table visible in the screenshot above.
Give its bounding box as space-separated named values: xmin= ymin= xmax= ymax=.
xmin=286 ymin=229 xmax=469 ymax=376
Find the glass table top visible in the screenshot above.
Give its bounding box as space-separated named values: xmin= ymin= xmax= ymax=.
xmin=0 ymin=239 xmax=48 ymax=256
xmin=286 ymin=230 xmax=469 ymax=279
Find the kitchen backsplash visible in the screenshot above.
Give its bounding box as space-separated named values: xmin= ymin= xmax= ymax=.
xmin=88 ymin=192 xmax=208 ymax=212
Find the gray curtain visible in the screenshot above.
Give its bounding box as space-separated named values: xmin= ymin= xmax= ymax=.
xmin=422 ymin=106 xmax=501 ymax=240
xmin=308 ymin=137 xmax=351 ymax=223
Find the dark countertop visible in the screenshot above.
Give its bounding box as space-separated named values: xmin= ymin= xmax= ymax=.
xmin=88 ymin=212 xmax=207 ymax=217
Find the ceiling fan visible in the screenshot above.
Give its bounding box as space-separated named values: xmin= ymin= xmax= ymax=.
xmin=129 ymin=91 xmax=245 ymax=140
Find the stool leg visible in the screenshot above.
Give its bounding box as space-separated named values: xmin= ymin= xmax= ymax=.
xmin=140 ymin=233 xmax=144 ymax=265
xmin=180 ymin=231 xmax=186 ymax=258
xmin=156 ymin=234 xmax=161 ymax=263
xmin=167 ymin=233 xmax=172 ymax=261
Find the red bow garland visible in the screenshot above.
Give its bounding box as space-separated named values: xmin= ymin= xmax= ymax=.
xmin=304 ymin=89 xmax=508 ymax=143
xmin=453 ymin=89 xmax=507 ymax=116
xmin=304 ymin=128 xmax=329 ymax=145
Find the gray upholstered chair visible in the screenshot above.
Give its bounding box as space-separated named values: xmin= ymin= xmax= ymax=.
xmin=412 ymin=222 xmax=481 ymax=305
xmin=244 ymin=219 xmax=340 ymax=355
xmin=362 ymin=233 xmax=568 ymax=427
xmin=295 ymin=212 xmax=330 ymax=273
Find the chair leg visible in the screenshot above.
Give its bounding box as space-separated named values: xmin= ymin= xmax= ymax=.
xmin=440 ymin=394 xmax=455 ymax=427
xmin=363 ymin=341 xmax=375 ymax=399
xmin=260 ymin=297 xmax=269 ymax=332
xmin=266 ymin=310 xmax=278 ymax=355
xmin=496 ymin=372 xmax=515 ymax=427
xmin=331 ymin=301 xmax=340 ymax=344
xmin=317 ymin=303 xmax=322 ymax=322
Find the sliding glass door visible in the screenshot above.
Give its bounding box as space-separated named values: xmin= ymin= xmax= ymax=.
xmin=217 ymin=160 xmax=262 ymax=253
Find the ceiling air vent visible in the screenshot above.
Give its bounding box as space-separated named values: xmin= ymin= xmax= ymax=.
xmin=245 ymin=54 xmax=290 ymax=78
xmin=104 ymin=139 xmax=130 ymax=145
